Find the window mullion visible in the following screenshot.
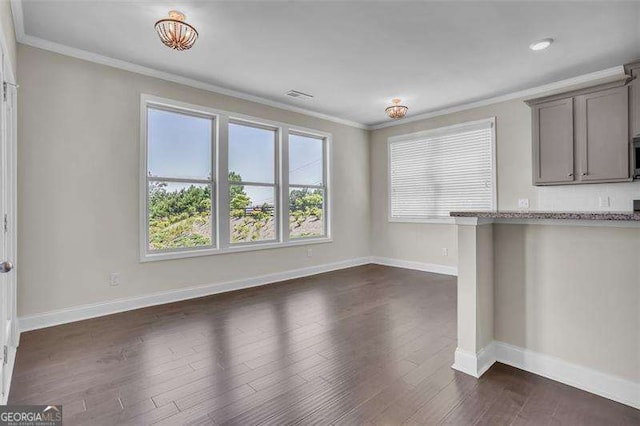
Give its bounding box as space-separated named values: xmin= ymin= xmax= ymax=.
xmin=288 ymin=184 xmax=325 ymax=189
xmin=140 ymin=102 xmax=149 ymax=260
xmin=218 ymin=115 xmax=231 ymax=250
xmin=324 ymin=136 xmax=331 ymax=239
xmin=233 ymin=181 xmax=276 ymax=187
xmin=281 ymin=126 xmax=290 ymax=244
xmin=210 ymin=116 xmax=217 ymax=248
xmin=147 ymin=176 xmax=211 ymax=184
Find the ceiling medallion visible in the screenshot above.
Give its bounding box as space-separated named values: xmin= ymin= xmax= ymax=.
xmin=385 ymin=98 xmax=408 ymax=120
xmin=155 ymin=10 xmax=198 ymax=51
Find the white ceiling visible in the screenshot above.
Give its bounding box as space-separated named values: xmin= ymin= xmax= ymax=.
xmin=15 ymin=1 xmax=640 ymax=127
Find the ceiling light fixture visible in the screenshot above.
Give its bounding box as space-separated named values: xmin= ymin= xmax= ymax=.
xmin=155 ymin=10 xmax=198 ymax=51
xmin=529 ymin=38 xmax=553 ymax=51
xmin=385 ymin=98 xmax=408 ymax=120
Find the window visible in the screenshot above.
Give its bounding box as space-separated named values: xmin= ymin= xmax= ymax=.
xmin=145 ymin=107 xmax=215 ymax=252
xmin=228 ymin=122 xmax=278 ymax=244
xmin=140 ymin=95 xmax=331 ymax=261
xmin=388 ymin=118 xmax=496 ymax=222
xmin=288 ymin=133 xmax=327 ymax=239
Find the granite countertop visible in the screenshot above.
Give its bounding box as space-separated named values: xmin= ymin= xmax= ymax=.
xmin=450 ymin=211 xmax=640 ymax=221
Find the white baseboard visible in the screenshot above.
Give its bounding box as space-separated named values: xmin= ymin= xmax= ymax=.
xmin=494 ymin=341 xmax=640 ymax=410
xmin=16 ymin=259 xmax=639 ymax=410
xmin=1 ymin=344 xmax=16 ymax=405
xmin=453 ymin=341 xmax=640 ymax=410
xmin=18 ymin=257 xmax=371 ymax=332
xmin=370 ymin=256 xmax=458 ymax=276
xmin=18 ymin=256 xmax=456 ymax=332
xmin=452 ymin=344 xmax=497 ymax=378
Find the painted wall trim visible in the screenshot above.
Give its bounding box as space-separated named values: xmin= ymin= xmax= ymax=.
xmin=18 ymin=257 xmax=458 ymax=332
xmin=9 ymin=2 xmax=366 ymax=130
xmin=494 ymin=341 xmax=640 ymax=410
xmin=14 ymin=255 xmax=639 ymax=409
xmin=453 ymin=341 xmax=640 ymax=410
xmin=453 ymin=217 xmax=496 ymax=226
xmin=1 ymin=345 xmax=17 ymax=405
xmin=452 ymin=345 xmax=496 ymax=378
xmin=370 ymin=66 xmax=627 ymax=130
xmin=370 ymin=256 xmax=458 ymax=276
xmin=10 ymin=1 xmax=628 ymax=130
xmin=0 ymin=2 xmax=18 ymax=406
xmin=18 ymin=257 xmax=371 ymax=332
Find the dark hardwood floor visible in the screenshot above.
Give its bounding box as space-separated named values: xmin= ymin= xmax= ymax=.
xmin=9 ymin=265 xmax=639 ymax=425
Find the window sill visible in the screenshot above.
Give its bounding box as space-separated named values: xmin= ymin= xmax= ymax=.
xmin=388 ymin=217 xmax=456 ymax=224
xmin=140 ymin=237 xmax=333 ymax=263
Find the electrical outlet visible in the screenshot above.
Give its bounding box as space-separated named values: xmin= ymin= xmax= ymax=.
xmin=110 ymin=272 xmax=121 ymax=287
xmin=442 ymin=248 xmax=448 ymax=257
xmin=307 ymin=248 xmax=313 ymax=258
xmin=518 ymin=198 xmax=530 ymax=209
xmin=599 ymin=196 xmax=610 ymax=208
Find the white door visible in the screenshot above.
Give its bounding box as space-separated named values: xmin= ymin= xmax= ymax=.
xmin=0 ymin=52 xmax=17 ymax=402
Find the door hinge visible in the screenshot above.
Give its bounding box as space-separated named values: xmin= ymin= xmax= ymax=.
xmin=3 ymin=345 xmax=7 ymax=364
xmin=3 ymin=214 xmax=7 ymax=233
xmin=2 ymin=82 xmax=6 ymax=102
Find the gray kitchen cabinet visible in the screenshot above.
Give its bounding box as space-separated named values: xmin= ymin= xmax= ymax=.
xmin=527 ymin=80 xmax=632 ymax=186
xmin=626 ymin=62 xmax=640 ymax=138
xmin=575 ymin=86 xmax=629 ymax=182
xmin=532 ymin=98 xmax=575 ymax=184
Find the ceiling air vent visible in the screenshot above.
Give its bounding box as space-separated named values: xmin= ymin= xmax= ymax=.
xmin=286 ymin=90 xmax=314 ymax=99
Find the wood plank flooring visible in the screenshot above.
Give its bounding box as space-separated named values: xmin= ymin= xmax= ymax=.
xmin=8 ymin=265 xmax=640 ymax=425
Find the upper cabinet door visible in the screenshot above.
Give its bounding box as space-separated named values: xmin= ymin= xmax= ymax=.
xmin=575 ymin=86 xmax=629 ymax=182
xmin=532 ymin=98 xmax=575 ymax=184
xmin=628 ymin=63 xmax=640 ymax=138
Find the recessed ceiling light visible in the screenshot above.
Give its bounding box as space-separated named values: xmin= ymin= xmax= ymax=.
xmin=529 ymin=38 xmax=553 ymax=51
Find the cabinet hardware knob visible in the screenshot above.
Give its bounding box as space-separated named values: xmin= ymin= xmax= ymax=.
xmin=581 ymin=172 xmax=588 ymax=176
xmin=568 ymin=173 xmax=573 ymax=177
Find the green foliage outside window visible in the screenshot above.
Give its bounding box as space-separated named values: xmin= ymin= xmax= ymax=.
xmin=289 ymin=188 xmax=324 ymax=238
xmin=149 ymin=172 xmax=325 ymax=249
xmin=229 ymin=172 xmax=275 ymax=243
xmin=148 ymin=182 xmax=212 ymax=250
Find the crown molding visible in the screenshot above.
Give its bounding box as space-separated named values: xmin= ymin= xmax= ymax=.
xmin=369 ymin=65 xmax=627 ymax=130
xmin=9 ymin=0 xmax=368 ymax=130
xmin=10 ymin=0 xmax=629 ymax=132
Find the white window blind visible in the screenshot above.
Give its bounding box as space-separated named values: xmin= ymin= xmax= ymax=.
xmin=389 ymin=119 xmax=495 ymax=220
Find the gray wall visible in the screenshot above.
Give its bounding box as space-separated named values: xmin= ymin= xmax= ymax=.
xmin=17 ymin=45 xmax=371 ymax=317
xmin=494 ymin=223 xmax=640 ymax=382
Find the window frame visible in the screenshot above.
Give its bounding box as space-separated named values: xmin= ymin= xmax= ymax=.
xmin=387 ymin=117 xmax=497 ymax=224
xmin=287 ymin=131 xmax=329 ymax=240
xmin=141 ymin=103 xmax=217 ymax=257
xmin=226 ymin=119 xmax=280 ymax=246
xmin=140 ymin=94 xmax=332 ymax=262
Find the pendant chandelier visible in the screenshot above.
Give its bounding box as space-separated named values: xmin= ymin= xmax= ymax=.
xmin=385 ymin=98 xmax=408 ymax=120
xmin=155 ymin=11 xmax=198 ymax=51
